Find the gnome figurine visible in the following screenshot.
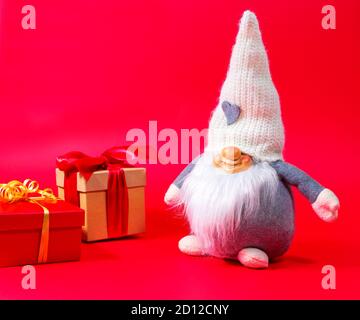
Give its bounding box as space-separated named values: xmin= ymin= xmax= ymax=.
xmin=164 ymin=11 xmax=340 ymax=269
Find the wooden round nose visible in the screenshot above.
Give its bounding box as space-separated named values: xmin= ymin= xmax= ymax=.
xmin=221 ymin=147 xmax=241 ymax=161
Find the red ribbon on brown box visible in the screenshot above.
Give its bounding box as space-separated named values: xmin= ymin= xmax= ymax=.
xmin=56 ymin=146 xmax=137 ymax=238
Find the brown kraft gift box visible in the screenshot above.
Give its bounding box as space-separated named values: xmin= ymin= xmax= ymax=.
xmin=56 ymin=168 xmax=146 ymax=242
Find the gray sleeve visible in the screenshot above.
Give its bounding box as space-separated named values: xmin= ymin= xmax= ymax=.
xmin=173 ymin=156 xmax=200 ymax=189
xmin=270 ymin=160 xmax=324 ymax=203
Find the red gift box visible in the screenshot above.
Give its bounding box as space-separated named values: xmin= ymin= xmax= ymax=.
xmin=0 ymin=200 xmax=84 ymax=267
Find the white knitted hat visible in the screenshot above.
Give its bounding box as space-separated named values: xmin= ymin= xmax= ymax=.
xmin=207 ymin=10 xmax=284 ymax=162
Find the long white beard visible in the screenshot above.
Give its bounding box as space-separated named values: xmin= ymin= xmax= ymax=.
xmin=178 ymin=152 xmax=280 ymax=258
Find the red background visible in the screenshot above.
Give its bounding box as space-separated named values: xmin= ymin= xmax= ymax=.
xmin=0 ymin=0 xmax=359 ymax=299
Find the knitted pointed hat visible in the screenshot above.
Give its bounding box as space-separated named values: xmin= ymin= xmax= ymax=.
xmin=207 ymin=10 xmax=284 ymax=161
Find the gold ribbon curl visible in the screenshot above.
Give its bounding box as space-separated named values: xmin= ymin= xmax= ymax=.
xmin=0 ymin=180 xmax=58 ymax=263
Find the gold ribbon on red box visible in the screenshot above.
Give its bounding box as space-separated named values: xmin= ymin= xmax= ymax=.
xmin=0 ymin=179 xmax=58 ymax=263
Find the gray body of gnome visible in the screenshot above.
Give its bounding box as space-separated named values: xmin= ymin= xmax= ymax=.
xmin=173 ymin=158 xmax=324 ymax=259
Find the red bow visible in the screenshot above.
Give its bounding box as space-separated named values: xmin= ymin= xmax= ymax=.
xmin=57 ymin=147 xmax=138 ymax=238
xmin=56 ymin=146 xmax=137 ymax=180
